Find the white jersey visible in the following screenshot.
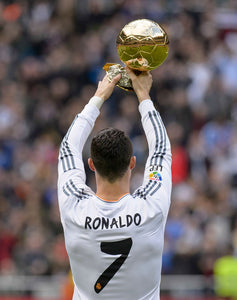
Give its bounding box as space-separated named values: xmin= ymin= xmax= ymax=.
xmin=58 ymin=99 xmax=172 ymax=300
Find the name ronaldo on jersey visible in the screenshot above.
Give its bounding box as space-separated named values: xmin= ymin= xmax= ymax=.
xmin=85 ymin=213 xmax=142 ymax=230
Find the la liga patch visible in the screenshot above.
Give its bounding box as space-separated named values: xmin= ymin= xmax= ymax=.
xmin=149 ymin=171 xmax=162 ymax=182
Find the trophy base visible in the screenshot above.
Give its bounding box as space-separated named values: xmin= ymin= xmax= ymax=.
xmin=103 ymin=63 xmax=133 ymax=91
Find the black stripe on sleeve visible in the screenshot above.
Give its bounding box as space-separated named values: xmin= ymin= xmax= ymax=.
xmin=60 ymin=145 xmax=67 ymax=172
xmin=133 ymin=181 xmax=156 ymax=200
xmin=65 ymin=182 xmax=76 ymax=196
xmin=148 ymin=111 xmax=159 ymax=166
xmin=150 ymin=182 xmax=162 ymax=196
xmin=148 ymin=111 xmax=166 ymax=167
xmin=145 ymin=181 xmax=157 ymax=195
xmin=63 ymin=186 xmax=70 ymax=196
xmin=62 ymin=180 xmax=90 ymax=200
xmin=64 ymin=140 xmax=76 ymax=169
xmin=69 ymin=179 xmax=89 ymax=199
xmin=133 ymin=180 xmax=162 ymax=200
xmin=60 ymin=141 xmax=72 ymax=171
xmin=59 ymin=115 xmax=79 ymax=172
xmin=157 ymin=113 xmax=167 ymax=166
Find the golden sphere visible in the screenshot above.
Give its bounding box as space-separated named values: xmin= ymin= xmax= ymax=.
xmin=116 ymin=19 xmax=169 ymax=71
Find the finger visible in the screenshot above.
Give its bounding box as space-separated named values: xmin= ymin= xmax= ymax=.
xmin=102 ymin=74 xmax=109 ymax=82
xmin=126 ymin=66 xmax=142 ymax=80
xmin=111 ymin=74 xmax=121 ymax=85
xmin=125 ymin=66 xmax=135 ymax=77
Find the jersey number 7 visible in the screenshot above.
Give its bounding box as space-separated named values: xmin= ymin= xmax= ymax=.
xmin=94 ymin=238 xmax=133 ymax=293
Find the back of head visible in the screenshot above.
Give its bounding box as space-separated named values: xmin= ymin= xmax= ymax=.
xmin=91 ymin=128 xmax=133 ymax=183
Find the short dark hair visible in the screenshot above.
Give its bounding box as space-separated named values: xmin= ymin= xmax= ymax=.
xmin=90 ymin=128 xmax=133 ymax=183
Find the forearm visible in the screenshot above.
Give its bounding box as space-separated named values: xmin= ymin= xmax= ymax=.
xmin=125 ymin=67 xmax=152 ymax=103
xmin=58 ymin=99 xmax=101 ymax=182
xmin=139 ymin=99 xmax=172 ymax=189
xmin=66 ymin=99 xmax=101 ymax=152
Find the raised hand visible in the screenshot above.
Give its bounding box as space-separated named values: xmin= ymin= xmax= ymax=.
xmin=94 ymin=74 xmax=121 ymax=101
xmin=126 ymin=67 xmax=152 ymax=103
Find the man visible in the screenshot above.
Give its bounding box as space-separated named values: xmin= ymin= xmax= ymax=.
xmin=58 ymin=67 xmax=172 ymax=300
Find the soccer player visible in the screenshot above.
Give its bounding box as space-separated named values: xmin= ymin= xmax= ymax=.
xmin=58 ymin=67 xmax=172 ymax=300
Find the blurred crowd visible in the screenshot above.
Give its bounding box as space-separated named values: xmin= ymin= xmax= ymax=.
xmin=0 ymin=0 xmax=237 ymax=288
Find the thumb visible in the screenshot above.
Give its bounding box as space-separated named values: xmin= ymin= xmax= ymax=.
xmin=111 ymin=74 xmax=121 ymax=85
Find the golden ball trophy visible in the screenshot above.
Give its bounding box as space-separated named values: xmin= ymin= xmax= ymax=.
xmin=103 ymin=19 xmax=169 ymax=91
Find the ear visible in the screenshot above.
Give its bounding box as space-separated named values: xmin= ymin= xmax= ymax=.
xmin=88 ymin=158 xmax=95 ymax=172
xmin=129 ymin=156 xmax=136 ymax=170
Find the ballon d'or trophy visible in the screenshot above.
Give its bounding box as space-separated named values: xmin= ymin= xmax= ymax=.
xmin=103 ymin=19 xmax=169 ymax=91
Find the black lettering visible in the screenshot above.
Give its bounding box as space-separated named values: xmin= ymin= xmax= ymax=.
xmin=85 ymin=214 xmax=142 ymax=230
xmin=85 ymin=216 xmax=92 ymax=229
xmin=93 ymin=217 xmax=101 ymax=230
xmin=101 ymin=217 xmax=109 ymax=229
xmin=126 ymin=215 xmax=133 ymax=227
xmin=134 ymin=213 xmax=142 ymax=226
xmin=118 ymin=216 xmax=126 ymax=228
xmin=110 ymin=218 xmax=118 ymax=229
xmin=149 ymin=165 xmax=163 ymax=172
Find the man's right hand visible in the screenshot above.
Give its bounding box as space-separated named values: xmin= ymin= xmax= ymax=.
xmin=94 ymin=74 xmax=121 ymax=101
xmin=126 ymin=67 xmax=152 ymax=103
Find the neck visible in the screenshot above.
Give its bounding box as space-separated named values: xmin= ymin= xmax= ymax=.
xmin=95 ymin=173 xmax=130 ymax=201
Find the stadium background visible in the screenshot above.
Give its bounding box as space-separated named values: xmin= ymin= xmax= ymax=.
xmin=0 ymin=0 xmax=237 ymax=299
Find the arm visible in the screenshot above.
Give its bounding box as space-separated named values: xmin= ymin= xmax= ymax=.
xmin=127 ymin=68 xmax=172 ymax=211
xmin=57 ymin=74 xmax=121 ymax=208
xmin=138 ymin=100 xmax=172 ymax=195
xmin=58 ymin=102 xmax=99 ymax=202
